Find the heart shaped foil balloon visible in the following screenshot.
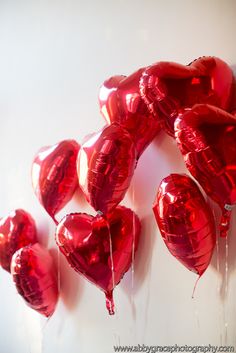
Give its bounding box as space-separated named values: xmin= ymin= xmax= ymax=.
xmin=32 ymin=140 xmax=80 ymax=223
xmin=140 ymin=56 xmax=233 ymax=137
xmin=55 ymin=206 xmax=141 ymax=315
xmin=99 ymin=69 xmax=161 ymax=158
xmin=11 ymin=243 xmax=58 ymax=317
xmin=0 ymin=209 xmax=37 ymax=272
xmin=153 ymin=174 xmax=216 ymax=276
xmin=77 ymin=124 xmax=137 ymax=214
xmin=175 ymin=104 xmax=236 ymax=237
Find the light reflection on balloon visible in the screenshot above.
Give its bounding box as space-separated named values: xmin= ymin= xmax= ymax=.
xmin=175 ymin=104 xmax=236 ymax=237
xmin=140 ymin=56 xmax=233 ymax=137
xmin=77 ymin=124 xmax=137 ymax=214
xmin=11 ymin=243 xmax=58 ymax=317
xmin=99 ymin=69 xmax=161 ymax=158
xmin=32 ymin=139 xmax=80 ymax=223
xmin=55 ymin=206 xmax=141 ymax=315
xmin=153 ymin=173 xmax=216 ymax=275
xmin=0 ymin=209 xmax=37 ymax=272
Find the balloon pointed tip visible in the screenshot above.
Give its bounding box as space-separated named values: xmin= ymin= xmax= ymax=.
xmin=105 ymin=290 xmax=115 ymax=315
xmin=50 ymin=214 xmax=59 ymax=226
xmin=192 ymin=274 xmax=201 ymax=299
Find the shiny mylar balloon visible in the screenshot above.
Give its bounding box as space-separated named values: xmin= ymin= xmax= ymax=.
xmin=140 ymin=56 xmax=233 ymax=137
xmin=77 ymin=124 xmax=136 ymax=214
xmin=175 ymin=104 xmax=236 ymax=237
xmin=11 ymin=243 xmax=58 ymax=317
xmin=0 ymin=209 xmax=37 ymax=272
xmin=153 ymin=174 xmax=216 ymax=275
xmin=99 ymin=69 xmax=161 ymax=158
xmin=32 ymin=140 xmax=80 ymax=223
xmin=55 ymin=206 xmax=141 ymax=315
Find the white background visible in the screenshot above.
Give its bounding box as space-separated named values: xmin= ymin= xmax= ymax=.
xmin=0 ymin=1 xmax=236 ymax=352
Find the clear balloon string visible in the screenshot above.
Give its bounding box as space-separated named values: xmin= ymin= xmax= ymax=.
xmin=41 ymin=317 xmax=50 ymax=353
xmin=225 ymin=235 xmax=229 ymax=297
xmin=57 ymin=247 xmax=61 ymax=296
xmin=212 ymin=205 xmax=223 ymax=345
xmin=131 ymin=184 xmax=136 ymax=303
xmin=106 ymin=217 xmax=120 ymax=346
xmin=223 ymin=235 xmax=229 ymax=345
xmin=192 ymin=275 xmax=201 ymax=299
xmin=53 ymin=217 xmax=59 ymax=226
xmin=106 ymin=220 xmax=115 ymax=315
xmin=131 ymin=183 xmax=137 ymax=343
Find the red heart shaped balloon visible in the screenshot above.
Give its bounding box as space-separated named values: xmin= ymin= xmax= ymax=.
xmin=55 ymin=206 xmax=141 ymax=315
xmin=140 ymin=56 xmax=233 ymax=137
xmin=0 ymin=209 xmax=37 ymax=272
xmin=32 ymin=140 xmax=80 ymax=223
xmin=153 ymin=174 xmax=216 ymax=276
xmin=77 ymin=124 xmax=137 ymax=214
xmin=175 ymin=104 xmax=236 ymax=237
xmin=11 ymin=243 xmax=58 ymax=317
xmin=99 ymin=69 xmax=161 ymax=158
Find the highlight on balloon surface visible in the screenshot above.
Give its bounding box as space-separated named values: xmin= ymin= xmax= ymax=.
xmin=153 ymin=174 xmax=216 ymax=276
xmin=77 ymin=124 xmax=137 ymax=214
xmin=99 ymin=68 xmax=161 ymax=158
xmin=11 ymin=243 xmax=59 ymax=317
xmin=0 ymin=209 xmax=37 ymax=272
xmin=32 ymin=139 xmax=80 ymax=224
xmin=140 ymin=56 xmax=233 ymax=137
xmin=175 ymin=104 xmax=236 ymax=238
xmin=55 ymin=206 xmax=141 ymax=315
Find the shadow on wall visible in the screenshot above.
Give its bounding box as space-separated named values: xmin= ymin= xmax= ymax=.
xmin=121 ymin=131 xmax=188 ymax=314
xmin=37 ymin=220 xmax=50 ymax=248
xmin=50 ymin=248 xmax=83 ymax=311
xmin=55 ymin=63 xmax=236 ymax=310
xmin=123 ymin=63 xmax=236 ymax=305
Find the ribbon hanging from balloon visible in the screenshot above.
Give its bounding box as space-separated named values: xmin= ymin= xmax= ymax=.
xmin=32 ymin=139 xmax=80 ymax=224
xmin=77 ymin=124 xmax=137 ymax=214
xmin=175 ymin=104 xmax=236 ymax=237
xmin=55 ymin=206 xmax=141 ymax=315
xmin=11 ymin=243 xmax=59 ymax=317
xmin=99 ymin=68 xmax=161 ymax=158
xmin=153 ymin=173 xmax=216 ymax=276
xmin=140 ymin=56 xmax=233 ymax=137
xmin=0 ymin=209 xmax=37 ymax=272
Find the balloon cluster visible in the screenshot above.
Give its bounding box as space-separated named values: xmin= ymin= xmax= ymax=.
xmin=0 ymin=56 xmax=235 ymax=317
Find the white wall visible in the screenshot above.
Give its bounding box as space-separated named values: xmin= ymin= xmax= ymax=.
xmin=0 ymin=1 xmax=236 ymax=352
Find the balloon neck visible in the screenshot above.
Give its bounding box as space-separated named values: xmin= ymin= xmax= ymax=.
xmin=219 ymin=205 xmax=233 ymax=238
xmin=93 ymin=212 xmax=108 ymax=232
xmin=105 ymin=290 xmax=115 ymax=315
xmin=192 ymin=275 xmax=201 ymax=299
xmin=51 ymin=215 xmax=59 ymax=226
xmin=96 ymin=210 xmax=103 ymax=216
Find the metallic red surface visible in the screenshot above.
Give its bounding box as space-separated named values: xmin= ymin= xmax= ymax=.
xmin=99 ymin=69 xmax=161 ymax=158
xmin=32 ymin=140 xmax=80 ymax=223
xmin=77 ymin=124 xmax=137 ymax=214
xmin=11 ymin=243 xmax=58 ymax=317
xmin=175 ymin=104 xmax=236 ymax=237
xmin=55 ymin=206 xmax=141 ymax=315
xmin=0 ymin=209 xmax=37 ymax=272
xmin=153 ymin=174 xmax=216 ymax=275
xmin=140 ymin=56 xmax=233 ymax=137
